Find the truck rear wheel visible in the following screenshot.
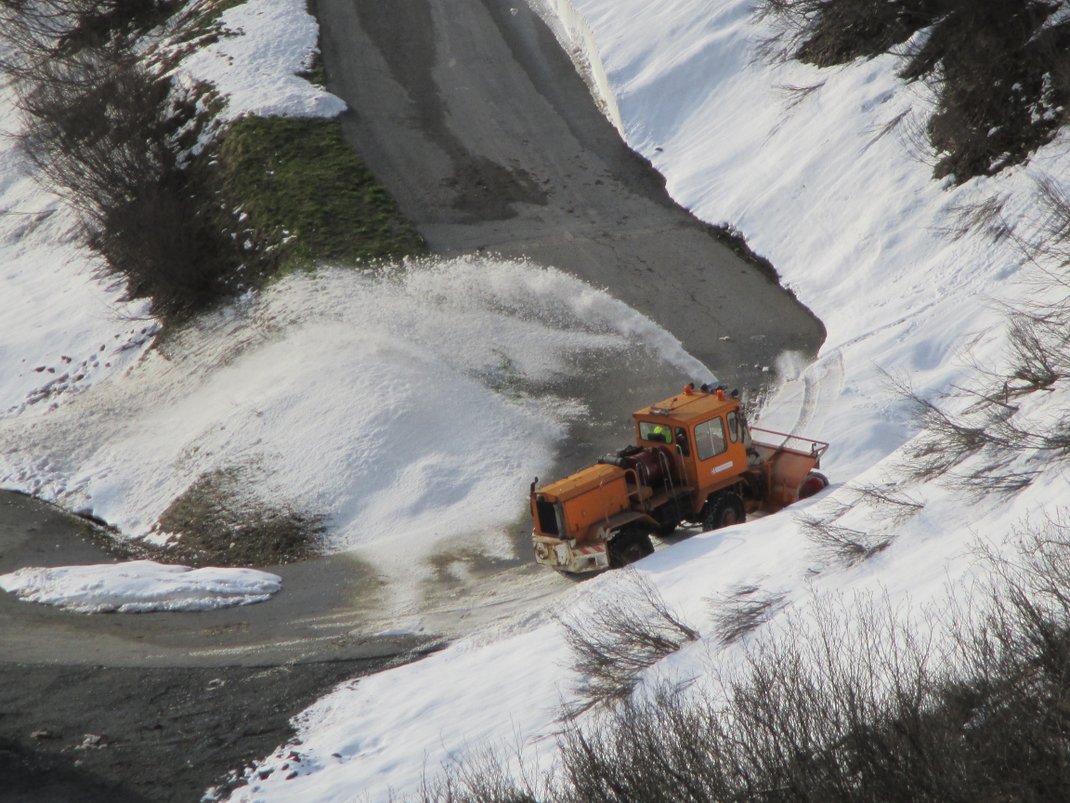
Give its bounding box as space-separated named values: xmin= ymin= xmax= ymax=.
xmin=608 ymin=527 xmax=654 ymax=568
xmin=798 ymin=471 xmax=829 ymax=499
xmin=703 ymin=491 xmax=744 ymax=531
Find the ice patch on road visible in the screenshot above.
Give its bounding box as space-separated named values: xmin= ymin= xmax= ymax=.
xmin=0 ymin=560 xmax=282 ymax=613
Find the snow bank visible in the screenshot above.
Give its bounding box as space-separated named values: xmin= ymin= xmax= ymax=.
xmin=0 ymin=560 xmax=281 ymax=612
xmin=174 ymin=0 xmax=345 ymax=121
xmin=551 ymin=0 xmax=1047 ymax=484
xmin=528 ymin=0 xmax=624 ymax=132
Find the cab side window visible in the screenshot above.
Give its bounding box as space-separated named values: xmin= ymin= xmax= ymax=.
xmin=726 ymin=411 xmax=741 ymax=443
xmin=695 ymin=417 xmax=727 ymax=461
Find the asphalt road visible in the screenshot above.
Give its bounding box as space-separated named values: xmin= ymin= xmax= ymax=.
xmin=0 ymin=492 xmax=442 ymax=801
xmin=317 ymin=0 xmax=824 ymax=384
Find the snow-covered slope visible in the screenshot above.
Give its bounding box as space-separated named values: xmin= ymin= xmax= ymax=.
xmin=220 ymin=1 xmax=1070 ymax=800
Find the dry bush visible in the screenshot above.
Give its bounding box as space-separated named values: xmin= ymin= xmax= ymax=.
xmin=936 ymin=194 xmax=1011 ymax=243
xmin=15 ymin=46 xmax=233 ymax=316
xmin=416 ymin=746 xmax=543 ymax=803
xmin=861 ymin=107 xmax=912 ymax=153
xmin=776 ymin=79 xmax=827 ymax=110
xmin=560 ymin=682 xmax=729 ymax=803
xmin=1 ymin=1 xmax=246 ymax=319
xmin=850 ymin=482 xmax=925 ymax=523
xmin=892 ymin=245 xmax=1070 ymax=496
xmin=557 ymin=516 xmax=1070 ymax=801
xmin=756 ymin=0 xmax=1070 ymax=183
xmin=434 ymin=515 xmax=1070 ymax=802
xmin=560 ymin=570 xmax=699 ymax=716
xmin=0 ymin=0 xmax=165 ymax=78
xmin=560 ymin=599 xmax=944 ymax=803
xmin=710 ymin=584 xmax=788 ymax=645
xmin=798 ymin=513 xmax=892 ymax=567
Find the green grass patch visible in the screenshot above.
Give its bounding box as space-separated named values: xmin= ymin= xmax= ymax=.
xmin=298 ymin=49 xmax=328 ymax=87
xmin=202 ymin=116 xmax=425 ymax=275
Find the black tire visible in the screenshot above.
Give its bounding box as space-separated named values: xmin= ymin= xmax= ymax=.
xmin=798 ymin=470 xmax=830 ymax=500
xmin=608 ymin=526 xmax=655 ymax=568
xmin=702 ymin=491 xmax=745 ymax=532
xmin=655 ymin=521 xmax=678 ymax=537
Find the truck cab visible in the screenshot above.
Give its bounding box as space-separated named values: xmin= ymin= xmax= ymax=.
xmin=633 ymin=386 xmax=753 ymax=516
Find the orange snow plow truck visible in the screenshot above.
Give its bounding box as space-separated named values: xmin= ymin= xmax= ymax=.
xmin=530 ymin=384 xmax=829 ymax=573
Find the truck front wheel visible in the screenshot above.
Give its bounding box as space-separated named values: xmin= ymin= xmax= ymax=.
xmin=608 ymin=526 xmax=655 ymax=568
xmin=703 ymin=492 xmax=745 ymax=531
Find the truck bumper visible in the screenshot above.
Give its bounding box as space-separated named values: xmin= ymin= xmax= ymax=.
xmin=532 ymin=534 xmax=609 ymax=573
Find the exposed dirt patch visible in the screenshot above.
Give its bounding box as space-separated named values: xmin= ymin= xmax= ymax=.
xmin=154 ymin=467 xmax=326 ymax=567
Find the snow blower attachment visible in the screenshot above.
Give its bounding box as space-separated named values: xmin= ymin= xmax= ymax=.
xmin=530 ymin=384 xmax=828 ymax=573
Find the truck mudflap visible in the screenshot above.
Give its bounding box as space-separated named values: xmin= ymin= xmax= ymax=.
xmin=533 ymin=534 xmax=610 ymax=573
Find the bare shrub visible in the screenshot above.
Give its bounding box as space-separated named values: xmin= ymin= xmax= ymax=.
xmin=850 ymin=481 xmax=925 ymax=522
xmin=892 ymin=278 xmax=1070 ymax=494
xmin=861 ymin=107 xmax=911 ymax=153
xmin=560 ymin=570 xmax=699 ymax=716
xmin=0 ymin=0 xmax=166 ymax=79
xmin=710 ymin=584 xmax=787 ymax=644
xmin=559 ymin=598 xmax=945 ymax=803
xmin=560 ymin=682 xmax=730 ymax=803
xmin=1001 ymin=309 xmax=1069 ymax=396
xmin=755 ymin=0 xmax=1070 ymax=183
xmin=1030 ymin=174 xmax=1070 ymax=268
xmin=4 ymin=2 xmax=238 ymax=318
xmin=776 ymin=79 xmax=827 ymax=110
xmin=798 ymin=513 xmax=892 ymax=566
xmin=433 ymin=515 xmax=1070 ymax=802
xmin=417 ymin=745 xmax=544 ymax=803
xmin=555 ymin=522 xmax=1070 ymax=800
xmin=936 ymin=193 xmax=1011 ymax=243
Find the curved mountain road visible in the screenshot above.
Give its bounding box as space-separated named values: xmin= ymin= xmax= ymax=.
xmin=317 ymin=0 xmax=823 ymax=382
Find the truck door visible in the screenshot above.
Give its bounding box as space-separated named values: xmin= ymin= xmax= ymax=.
xmin=694 ymin=414 xmax=744 ymax=494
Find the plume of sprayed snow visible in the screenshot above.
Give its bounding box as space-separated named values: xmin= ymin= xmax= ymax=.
xmin=0 ymin=257 xmax=710 ymax=583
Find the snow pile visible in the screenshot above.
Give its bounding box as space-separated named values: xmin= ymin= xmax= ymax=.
xmin=174 ymin=0 xmax=345 ymax=122
xmin=0 ymin=560 xmax=281 ymax=612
